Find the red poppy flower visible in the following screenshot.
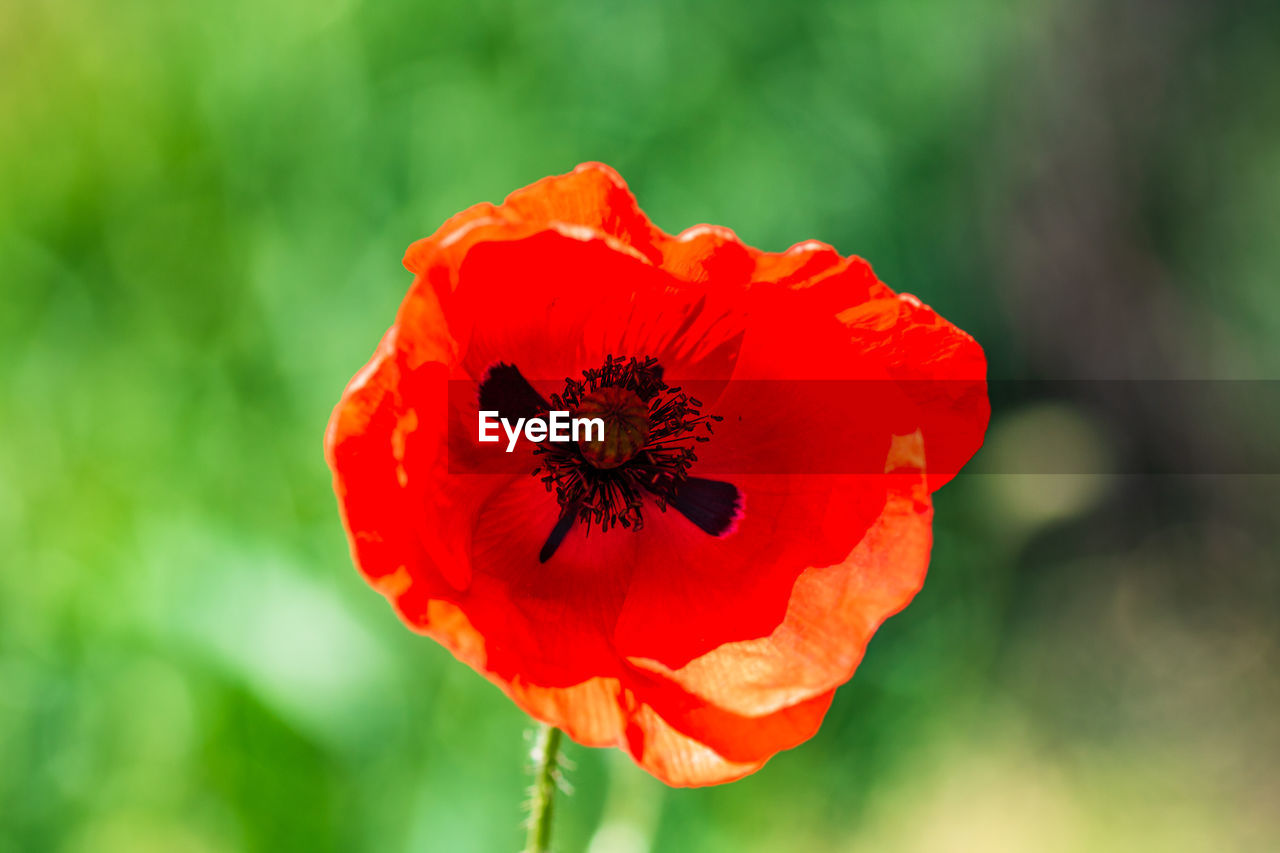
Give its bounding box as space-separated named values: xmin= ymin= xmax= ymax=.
xmin=325 ymin=163 xmax=988 ymax=786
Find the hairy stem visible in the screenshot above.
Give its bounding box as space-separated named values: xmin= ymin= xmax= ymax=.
xmin=525 ymin=723 xmax=563 ymax=853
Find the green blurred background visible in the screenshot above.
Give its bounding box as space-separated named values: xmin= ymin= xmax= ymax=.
xmin=3 ymin=0 xmax=1279 ymax=850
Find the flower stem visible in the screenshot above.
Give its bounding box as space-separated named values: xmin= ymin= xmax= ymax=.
xmin=525 ymin=723 xmax=563 ymax=853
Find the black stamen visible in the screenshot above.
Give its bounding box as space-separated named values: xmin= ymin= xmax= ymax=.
xmin=507 ymin=354 xmax=739 ymax=560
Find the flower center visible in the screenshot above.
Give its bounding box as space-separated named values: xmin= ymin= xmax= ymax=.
xmin=531 ymin=355 xmax=725 ymax=548
xmin=476 ymin=356 xmax=742 ymax=562
xmin=575 ymin=386 xmax=650 ymax=469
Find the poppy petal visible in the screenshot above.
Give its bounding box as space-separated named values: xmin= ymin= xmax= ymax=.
xmin=627 ymin=470 xmax=932 ymax=718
